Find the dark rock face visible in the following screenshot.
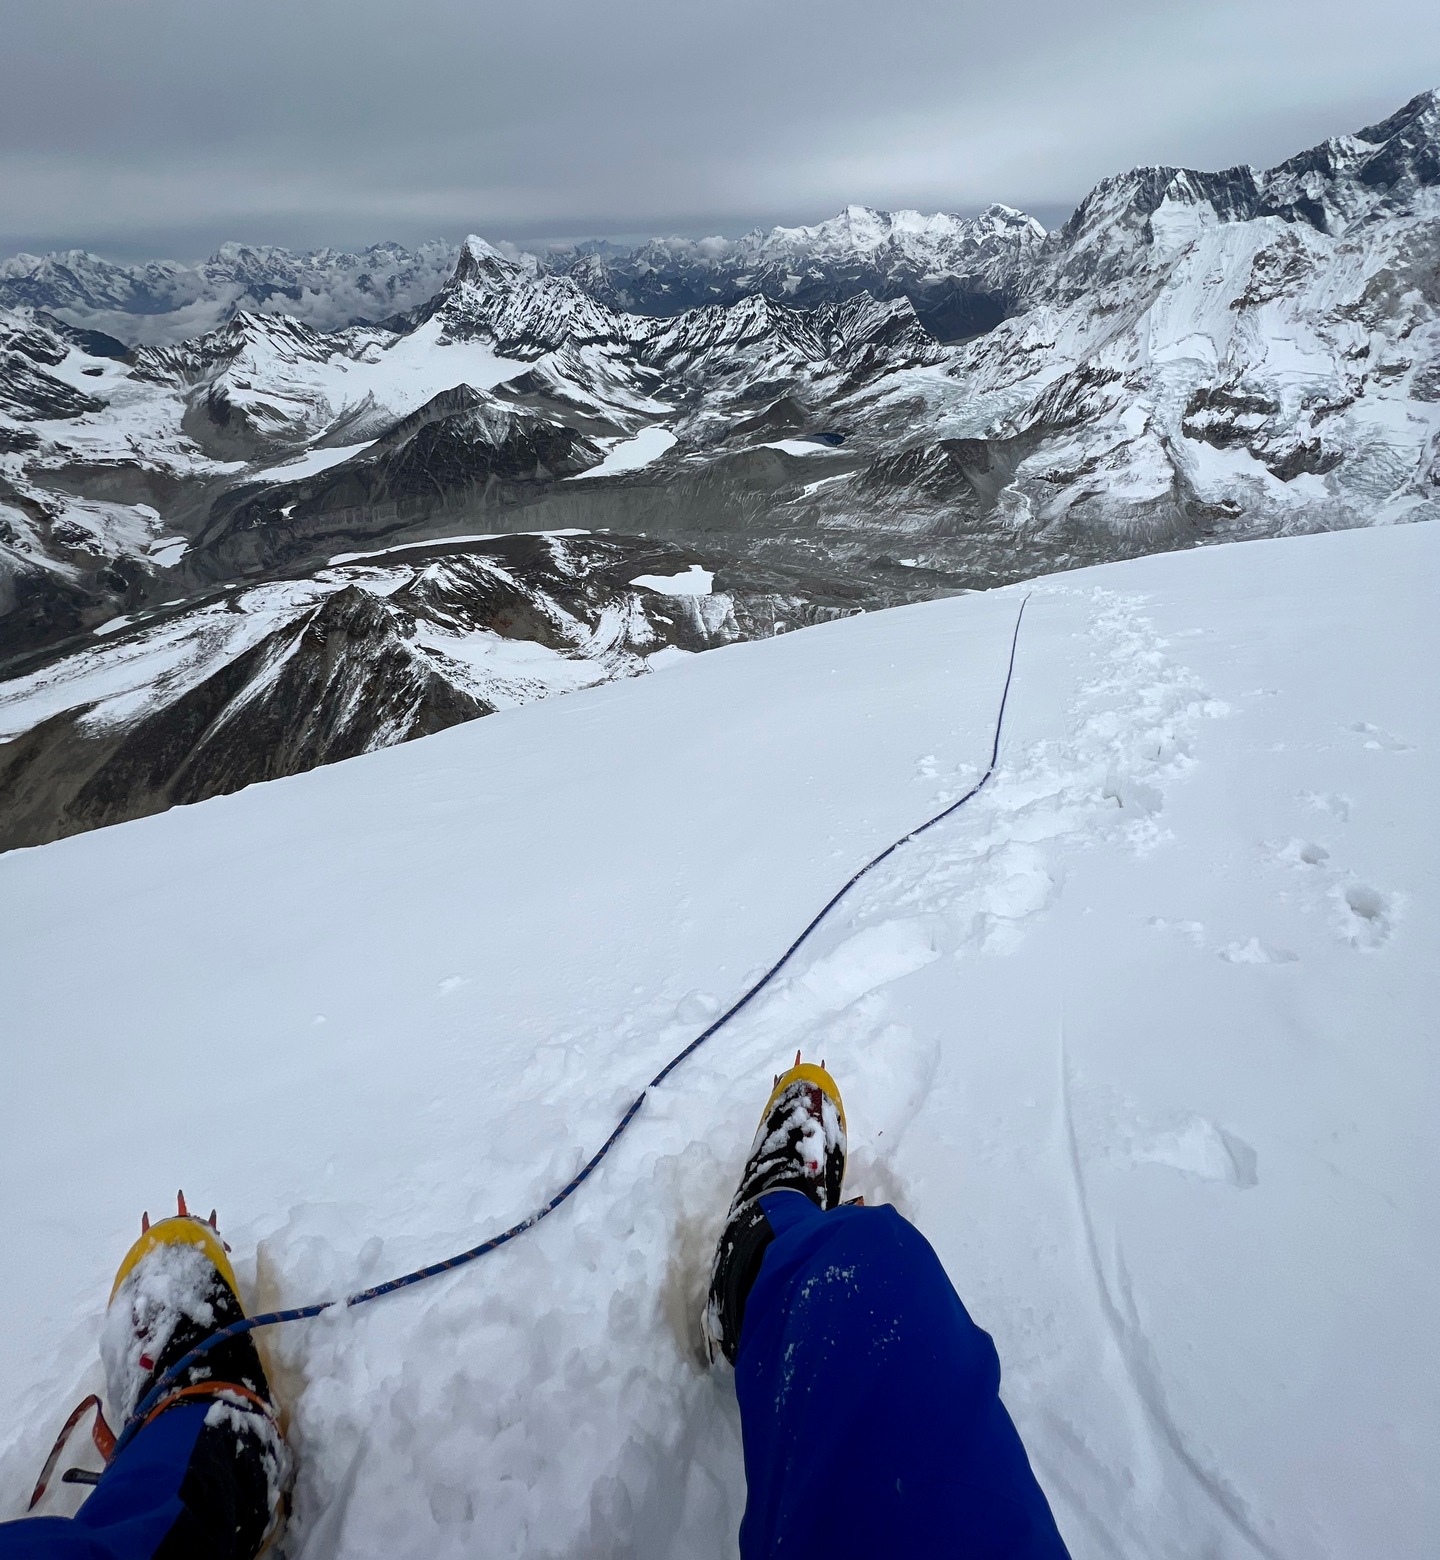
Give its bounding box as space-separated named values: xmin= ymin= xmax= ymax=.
xmin=1181 ymin=386 xmax=1341 ymax=481
xmin=188 ymin=387 xmax=606 ymax=578
xmin=0 ymin=559 xmax=117 ymax=662
xmin=34 ymin=313 xmax=131 ymax=362
xmin=0 ymin=314 xmax=109 ymax=422
xmin=0 ymin=530 xmax=866 ymax=850
xmin=0 ymin=584 xmax=487 ymax=847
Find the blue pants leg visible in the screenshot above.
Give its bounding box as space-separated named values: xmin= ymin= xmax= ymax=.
xmin=736 ymin=1191 xmax=1071 ymax=1560
xmin=0 ymin=1405 xmax=210 ymax=1560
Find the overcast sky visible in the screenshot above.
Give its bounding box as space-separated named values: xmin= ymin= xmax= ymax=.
xmin=2 ymin=0 xmax=1437 ymax=261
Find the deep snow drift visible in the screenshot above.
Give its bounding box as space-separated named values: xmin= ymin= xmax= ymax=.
xmin=1 ymin=523 xmax=1435 ymax=1558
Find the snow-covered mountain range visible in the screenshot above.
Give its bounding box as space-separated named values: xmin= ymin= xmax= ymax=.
xmin=0 ymin=241 xmax=463 ymax=345
xmin=0 ymin=205 xmax=1043 ymax=350
xmin=1 ymin=90 xmax=1437 ymax=845
xmin=540 ymin=203 xmax=1046 ymax=340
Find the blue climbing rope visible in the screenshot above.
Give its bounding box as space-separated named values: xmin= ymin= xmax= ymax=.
xmin=113 ymin=594 xmax=1030 ymax=1458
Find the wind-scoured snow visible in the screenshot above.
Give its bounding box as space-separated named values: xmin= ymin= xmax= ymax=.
xmin=629 ymin=565 xmax=713 ymax=596
xmin=566 ymin=425 xmax=677 ymax=479
xmin=759 ymin=438 xmax=832 ymax=457
xmin=250 ymin=443 xmax=378 ymax=483
xmin=327 ymin=529 xmax=590 ymax=567
xmin=0 ymin=524 xmax=1434 ymax=1559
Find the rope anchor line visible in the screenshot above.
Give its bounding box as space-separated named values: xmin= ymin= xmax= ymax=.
xmin=111 ymin=594 xmax=1031 ymax=1461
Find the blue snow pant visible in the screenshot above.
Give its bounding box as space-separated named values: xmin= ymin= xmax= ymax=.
xmin=0 ymin=1404 xmax=228 ymax=1560
xmin=737 ymin=1191 xmax=1071 ymax=1560
xmin=6 ymin=1197 xmax=1068 ymax=1558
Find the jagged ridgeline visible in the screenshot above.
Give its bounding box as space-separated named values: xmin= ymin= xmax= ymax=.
xmin=1 ymin=89 xmax=1437 ymax=847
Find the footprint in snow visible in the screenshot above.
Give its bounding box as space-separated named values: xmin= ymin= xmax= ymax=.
xmin=675 ymin=989 xmax=721 ymax=1024
xmin=1276 ymin=838 xmax=1330 ymax=868
xmin=1348 ymin=721 xmax=1413 ymax=752
xmin=1271 ymin=837 xmax=1398 ymax=950
xmin=1332 ymin=880 xmax=1397 ymax=949
xmin=1129 ymin=1117 xmax=1259 ymax=1189
xmin=795 ymin=919 xmax=939 ymax=1013
xmin=1301 ymin=790 xmax=1353 ymax=823
xmin=1219 ymin=937 xmax=1299 ymax=965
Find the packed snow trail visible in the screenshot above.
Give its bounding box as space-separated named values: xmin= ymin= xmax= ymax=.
xmin=2 ymin=525 xmax=1435 ymax=1558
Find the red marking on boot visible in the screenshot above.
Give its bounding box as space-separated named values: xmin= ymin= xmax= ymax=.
xmin=176 ymin=1190 xmax=188 ymax=1217
xmin=139 ymin=1355 xmax=154 ymax=1372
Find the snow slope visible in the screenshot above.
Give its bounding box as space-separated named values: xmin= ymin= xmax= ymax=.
xmin=1 ymin=523 xmax=1435 ymax=1558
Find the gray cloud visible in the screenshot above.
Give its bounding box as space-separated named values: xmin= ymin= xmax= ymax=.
xmin=2 ymin=0 xmax=1437 ymax=258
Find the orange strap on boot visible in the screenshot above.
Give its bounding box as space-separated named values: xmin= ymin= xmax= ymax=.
xmin=27 ymin=1394 xmax=117 ymax=1510
xmin=133 ymin=1379 xmax=277 ymax=1437
xmin=28 ymin=1380 xmax=275 ymax=1511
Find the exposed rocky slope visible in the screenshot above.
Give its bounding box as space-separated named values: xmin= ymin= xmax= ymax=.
xmin=856 ymin=88 xmax=1440 ymax=555
xmin=0 ymin=529 xmax=864 ymax=849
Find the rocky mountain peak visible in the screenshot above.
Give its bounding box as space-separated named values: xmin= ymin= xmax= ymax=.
xmin=1355 ymin=87 xmax=1440 ymax=146
xmin=451 ymin=233 xmax=523 ymax=285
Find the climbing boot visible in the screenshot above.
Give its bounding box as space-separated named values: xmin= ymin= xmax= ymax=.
xmin=101 ymin=1195 xmax=290 ymax=1554
xmin=703 ymin=1056 xmax=847 ymax=1364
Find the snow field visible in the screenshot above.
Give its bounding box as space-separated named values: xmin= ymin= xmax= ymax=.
xmin=567 ymin=425 xmax=677 ymax=479
xmin=1 ymin=524 xmax=1435 ymax=1558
